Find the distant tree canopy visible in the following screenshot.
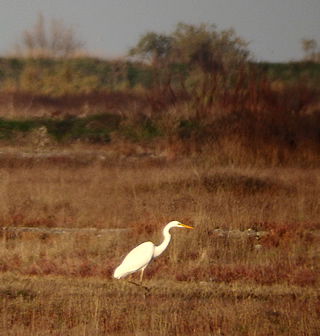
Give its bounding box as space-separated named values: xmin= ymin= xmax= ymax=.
xmin=129 ymin=22 xmax=250 ymax=74
xmin=301 ymin=38 xmax=320 ymax=63
xmin=129 ymin=22 xmax=251 ymax=115
xmin=15 ymin=12 xmax=84 ymax=58
xmin=129 ymin=32 xmax=173 ymax=66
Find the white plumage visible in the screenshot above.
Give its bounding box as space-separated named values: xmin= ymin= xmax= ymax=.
xmin=113 ymin=220 xmax=193 ymax=283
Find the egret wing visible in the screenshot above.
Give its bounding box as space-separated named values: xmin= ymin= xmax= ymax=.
xmin=113 ymin=241 xmax=155 ymax=279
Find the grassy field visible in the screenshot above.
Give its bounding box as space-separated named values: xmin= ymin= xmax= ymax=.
xmin=0 ymin=153 xmax=319 ymax=335
xmin=0 ymin=56 xmax=319 ymax=334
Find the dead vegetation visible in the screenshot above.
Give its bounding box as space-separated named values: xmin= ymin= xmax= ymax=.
xmin=0 ymin=51 xmax=319 ymax=335
xmin=0 ymin=157 xmax=319 ymax=335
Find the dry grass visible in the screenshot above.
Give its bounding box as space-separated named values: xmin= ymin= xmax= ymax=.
xmin=0 ymin=155 xmax=319 ymax=228
xmin=0 ymin=153 xmax=319 ymax=335
xmin=0 ymin=56 xmax=319 ymax=334
xmin=0 ymin=274 xmax=319 ymax=336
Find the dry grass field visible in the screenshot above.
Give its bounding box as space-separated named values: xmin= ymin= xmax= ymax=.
xmin=0 ymin=45 xmax=319 ymax=335
xmin=0 ymin=151 xmax=319 ymax=335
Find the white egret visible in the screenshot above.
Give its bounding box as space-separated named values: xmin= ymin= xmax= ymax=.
xmin=113 ymin=220 xmax=193 ymax=284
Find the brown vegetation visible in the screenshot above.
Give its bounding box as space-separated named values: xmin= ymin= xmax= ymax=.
xmin=0 ymin=23 xmax=319 ymax=333
xmin=0 ymin=155 xmax=319 ymax=335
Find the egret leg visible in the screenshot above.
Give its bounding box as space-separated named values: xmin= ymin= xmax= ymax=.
xmin=127 ymin=279 xmax=149 ymax=291
xmin=126 ymin=266 xmax=149 ymax=291
xmin=139 ymin=266 xmax=146 ymax=284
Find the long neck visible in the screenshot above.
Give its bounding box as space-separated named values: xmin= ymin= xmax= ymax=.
xmin=153 ymin=227 xmax=172 ymax=258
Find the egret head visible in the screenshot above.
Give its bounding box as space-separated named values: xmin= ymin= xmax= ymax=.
xmin=167 ymin=220 xmax=194 ymax=229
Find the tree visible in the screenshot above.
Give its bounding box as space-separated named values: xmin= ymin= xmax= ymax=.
xmin=129 ymin=22 xmax=250 ymax=77
xmin=129 ymin=32 xmax=173 ymax=66
xmin=129 ymin=23 xmax=251 ymax=117
xmin=129 ymin=32 xmax=174 ymax=94
xmin=16 ymin=12 xmax=84 ymax=58
xmin=301 ymin=39 xmax=318 ymax=62
xmin=171 ymin=23 xmax=249 ymax=73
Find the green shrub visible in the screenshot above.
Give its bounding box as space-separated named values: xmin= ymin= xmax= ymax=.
xmin=0 ymin=113 xmax=123 ymax=144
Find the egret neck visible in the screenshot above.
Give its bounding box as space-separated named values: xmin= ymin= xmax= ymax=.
xmin=153 ymin=226 xmax=172 ymax=258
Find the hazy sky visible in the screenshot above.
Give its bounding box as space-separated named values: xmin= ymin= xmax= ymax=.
xmin=1 ymin=0 xmax=319 ymax=62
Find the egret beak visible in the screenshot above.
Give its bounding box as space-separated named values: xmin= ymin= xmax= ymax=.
xmin=179 ymin=223 xmax=194 ymax=229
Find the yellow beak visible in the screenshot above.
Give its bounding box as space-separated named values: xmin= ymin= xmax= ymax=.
xmin=179 ymin=223 xmax=194 ymax=229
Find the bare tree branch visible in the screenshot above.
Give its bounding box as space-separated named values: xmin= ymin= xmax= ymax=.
xmin=17 ymin=12 xmax=84 ymax=58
